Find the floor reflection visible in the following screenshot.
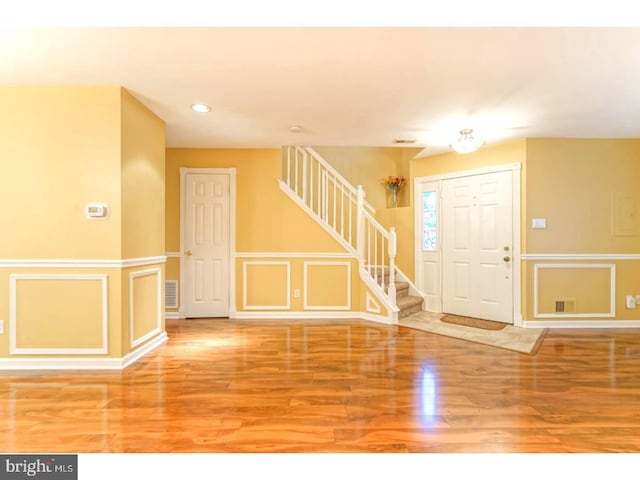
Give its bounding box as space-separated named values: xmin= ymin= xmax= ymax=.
xmin=419 ymin=366 xmax=438 ymax=429
xmin=3 ymin=320 xmax=640 ymax=452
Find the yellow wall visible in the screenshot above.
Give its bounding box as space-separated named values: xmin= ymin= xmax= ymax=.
xmin=0 ymin=86 xmax=166 ymax=361
xmin=524 ymin=260 xmax=640 ymax=321
xmin=119 ymin=89 xmax=166 ymax=354
xmin=122 ymin=265 xmax=164 ymax=353
xmin=536 ymin=265 xmax=612 ymax=315
xmin=166 ymin=148 xmax=393 ymax=318
xmin=0 ymin=86 xmax=123 ymax=259
xmin=235 ymin=256 xmax=387 ymax=317
xmin=522 ymin=138 xmax=640 ymax=322
xmin=411 ymin=138 xmax=527 ymax=179
xmin=305 ymin=263 xmax=351 ymax=309
xmin=243 ymin=262 xmax=291 ymax=308
xmin=0 ymin=269 xmax=123 ymax=358
xmin=14 ymin=276 xmax=106 ymax=350
xmin=166 ymin=148 xmax=344 ymax=253
xmin=313 ymin=146 xmax=420 ymax=210
xmin=121 ymin=89 xmax=166 ymax=259
xmin=525 ymin=138 xmax=640 ymax=254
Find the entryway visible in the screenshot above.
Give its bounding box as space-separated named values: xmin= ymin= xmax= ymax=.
xmin=414 ymin=164 xmax=521 ymax=325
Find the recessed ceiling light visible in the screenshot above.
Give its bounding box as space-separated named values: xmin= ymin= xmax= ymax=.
xmin=191 ymin=103 xmax=211 ymax=113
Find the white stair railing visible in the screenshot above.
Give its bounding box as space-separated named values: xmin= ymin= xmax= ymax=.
xmin=357 ymin=186 xmax=397 ymax=307
xmin=281 ymin=145 xmax=397 ymax=308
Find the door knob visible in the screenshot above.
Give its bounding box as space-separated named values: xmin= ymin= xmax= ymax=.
xmin=186 ymin=250 xmax=193 ymax=256
xmin=503 ymin=256 xmax=511 ymax=262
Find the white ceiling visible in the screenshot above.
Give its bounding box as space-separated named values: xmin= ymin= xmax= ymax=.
xmin=1 ymin=27 xmax=639 ymax=156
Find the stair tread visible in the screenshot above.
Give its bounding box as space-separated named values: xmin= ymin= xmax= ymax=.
xmin=396 ymin=295 xmax=423 ymax=309
xmin=395 ymin=281 xmax=410 ymax=290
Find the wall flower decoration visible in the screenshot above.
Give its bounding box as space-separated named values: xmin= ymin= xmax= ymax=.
xmin=380 ymin=176 xmax=406 ymax=207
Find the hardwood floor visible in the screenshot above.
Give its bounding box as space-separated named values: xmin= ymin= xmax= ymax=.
xmin=1 ymin=318 xmax=640 ymax=453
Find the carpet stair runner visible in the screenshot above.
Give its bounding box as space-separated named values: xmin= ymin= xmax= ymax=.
xmin=395 ymin=281 xmax=424 ymax=318
xmin=371 ymin=266 xmax=424 ymax=318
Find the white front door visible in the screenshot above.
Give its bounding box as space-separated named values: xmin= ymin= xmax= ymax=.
xmin=184 ymin=173 xmax=230 ymax=317
xmin=441 ymin=170 xmax=513 ymax=323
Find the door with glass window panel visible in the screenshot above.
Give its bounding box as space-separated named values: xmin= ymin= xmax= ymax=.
xmin=416 ymin=182 xmax=441 ymax=312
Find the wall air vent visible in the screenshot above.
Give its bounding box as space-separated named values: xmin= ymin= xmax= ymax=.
xmin=555 ymin=299 xmax=576 ymax=313
xmin=392 ymin=139 xmax=416 ymax=144
xmin=165 ymin=280 xmax=178 ymax=308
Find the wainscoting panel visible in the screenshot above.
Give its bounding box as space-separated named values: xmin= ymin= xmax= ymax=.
xmin=9 ymin=274 xmax=108 ymax=354
xmin=303 ymin=262 xmax=351 ymax=310
xmin=129 ymin=268 xmax=162 ymax=349
xmin=242 ymin=261 xmax=291 ymax=310
xmin=534 ymin=264 xmax=615 ymax=318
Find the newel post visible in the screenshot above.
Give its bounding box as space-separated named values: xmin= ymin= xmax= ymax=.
xmin=388 ymin=227 xmax=397 ymax=307
xmin=356 ymin=185 xmax=365 ymax=259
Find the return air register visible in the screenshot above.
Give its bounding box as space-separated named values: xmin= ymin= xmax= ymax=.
xmin=165 ymin=281 xmax=178 ymax=308
xmin=555 ymin=299 xmax=576 ymax=313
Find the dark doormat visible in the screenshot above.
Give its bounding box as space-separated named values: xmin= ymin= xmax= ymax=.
xmin=440 ymin=314 xmax=507 ymax=331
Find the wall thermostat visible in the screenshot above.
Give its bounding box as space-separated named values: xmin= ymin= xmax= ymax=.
xmin=85 ymin=202 xmax=109 ymax=220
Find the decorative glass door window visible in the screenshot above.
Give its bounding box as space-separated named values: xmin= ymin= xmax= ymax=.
xmin=422 ymin=191 xmax=437 ymax=250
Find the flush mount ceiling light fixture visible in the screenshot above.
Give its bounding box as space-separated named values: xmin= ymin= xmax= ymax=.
xmin=289 ymin=125 xmax=303 ymax=133
xmin=191 ymin=103 xmax=211 ymax=113
xmin=449 ymin=128 xmax=484 ymax=154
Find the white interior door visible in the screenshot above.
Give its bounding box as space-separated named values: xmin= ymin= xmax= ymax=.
xmin=184 ymin=173 xmax=230 ymax=317
xmin=442 ymin=170 xmax=513 ymax=323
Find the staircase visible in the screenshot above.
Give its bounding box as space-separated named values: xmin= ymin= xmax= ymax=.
xmin=279 ymin=145 xmax=425 ymax=323
xmin=397 ymin=281 xmax=424 ymax=318
xmin=372 ymin=267 xmax=424 ymax=319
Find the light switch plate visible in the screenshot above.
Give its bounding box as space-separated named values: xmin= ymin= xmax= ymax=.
xmin=532 ymin=218 xmax=547 ymax=229
xmin=0 ymin=320 xmax=4 ymax=334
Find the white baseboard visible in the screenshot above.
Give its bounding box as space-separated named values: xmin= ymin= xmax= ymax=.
xmin=121 ymin=332 xmax=168 ymax=368
xmin=523 ymin=319 xmax=640 ymax=329
xmin=0 ymin=332 xmax=168 ymax=370
xmin=165 ymin=312 xmax=180 ymax=320
xmin=360 ymin=312 xmax=397 ymax=325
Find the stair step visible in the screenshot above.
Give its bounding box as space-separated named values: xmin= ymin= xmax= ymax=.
xmin=395 ymin=281 xmax=410 ymax=298
xmin=397 ymin=294 xmax=423 ymax=309
xmin=397 ymin=294 xmax=424 ymax=318
xmin=399 ymin=301 xmax=423 ymax=318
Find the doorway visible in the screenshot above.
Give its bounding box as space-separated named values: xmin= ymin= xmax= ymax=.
xmin=180 ymin=168 xmax=236 ymax=318
xmin=414 ymin=164 xmax=521 ymax=325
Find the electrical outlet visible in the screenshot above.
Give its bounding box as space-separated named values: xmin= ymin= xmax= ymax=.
xmin=626 ymin=295 xmax=636 ymax=309
xmin=294 ymin=289 xmax=300 ymax=298
xmin=0 ymin=320 xmax=4 ymax=334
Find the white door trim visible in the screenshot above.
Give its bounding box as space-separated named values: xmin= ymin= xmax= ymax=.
xmin=414 ymin=163 xmax=522 ymax=326
xmin=179 ymin=167 xmax=237 ymax=318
